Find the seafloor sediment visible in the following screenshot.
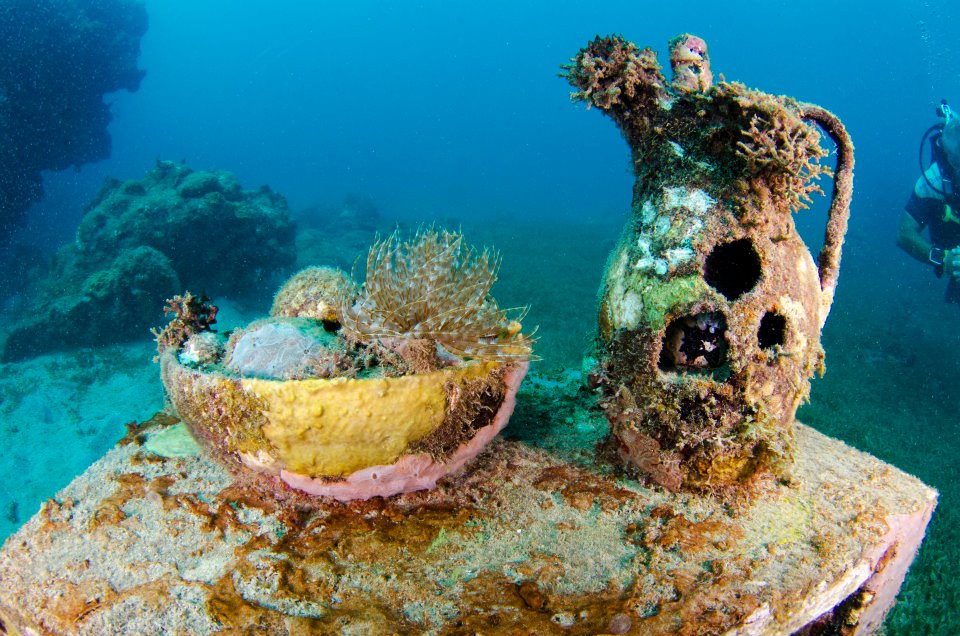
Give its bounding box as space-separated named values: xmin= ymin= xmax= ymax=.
xmin=0 ymin=374 xmax=935 ymax=636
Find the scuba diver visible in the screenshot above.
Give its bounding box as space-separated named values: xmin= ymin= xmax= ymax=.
xmin=897 ymin=100 xmax=960 ymax=303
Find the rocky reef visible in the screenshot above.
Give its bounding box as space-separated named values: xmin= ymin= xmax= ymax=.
xmin=293 ymin=193 xmax=385 ymax=272
xmin=1 ymin=161 xmax=296 ymax=361
xmin=0 ymin=0 xmax=147 ymax=236
xmin=75 ymin=160 xmax=296 ymax=296
xmin=565 ymin=34 xmax=854 ymax=490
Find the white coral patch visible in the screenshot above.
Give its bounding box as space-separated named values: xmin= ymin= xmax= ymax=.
xmin=777 ymin=295 xmax=809 ymax=351
xmin=240 ymin=449 xmax=284 ymax=475
xmin=608 ymin=252 xmax=644 ymax=329
xmin=663 ymin=186 xmax=715 ymax=215
xmin=635 ymin=256 xmax=655 ymax=270
xmin=665 ymin=247 xmax=694 ymax=267
xmin=641 ymin=201 xmax=657 ymax=225
xmin=795 ymin=253 xmax=813 ymax=277
xmin=636 ymin=236 xmax=652 ymax=255
xmin=610 ymin=250 xmax=629 ymax=282
xmin=683 ymin=218 xmax=704 ymax=241
xmin=179 ymin=331 xmax=223 ymax=366
xmin=668 ymin=140 xmax=685 ymax=157
xmin=654 ymin=216 xmax=671 ymax=236
xmin=614 ymin=291 xmax=644 ymax=328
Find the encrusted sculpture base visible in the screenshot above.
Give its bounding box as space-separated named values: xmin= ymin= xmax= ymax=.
xmin=0 ymin=417 xmax=935 ymax=635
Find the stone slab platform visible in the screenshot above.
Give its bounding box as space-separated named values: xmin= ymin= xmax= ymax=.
xmin=0 ymin=417 xmax=936 ymax=635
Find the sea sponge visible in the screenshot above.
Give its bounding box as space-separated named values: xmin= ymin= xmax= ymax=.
xmin=225 ymin=318 xmax=357 ymax=380
xmin=270 ymin=266 xmax=349 ymax=323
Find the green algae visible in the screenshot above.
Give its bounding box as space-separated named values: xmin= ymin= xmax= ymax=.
xmin=144 ymin=422 xmax=201 ymax=458
xmin=639 ymin=274 xmax=707 ymax=329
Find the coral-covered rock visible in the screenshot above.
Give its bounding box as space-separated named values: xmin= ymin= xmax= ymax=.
xmin=0 ymin=389 xmax=935 ymax=633
xmin=2 ymin=246 xmax=180 ymax=361
xmin=1 ymin=161 xmax=296 ymax=361
xmin=75 ymin=160 xmax=295 ymax=297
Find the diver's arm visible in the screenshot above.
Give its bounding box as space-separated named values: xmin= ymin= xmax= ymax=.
xmin=896 ymin=212 xmax=933 ymax=263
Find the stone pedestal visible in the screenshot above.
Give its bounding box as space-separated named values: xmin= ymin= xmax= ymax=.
xmin=0 ymin=415 xmax=935 ymax=635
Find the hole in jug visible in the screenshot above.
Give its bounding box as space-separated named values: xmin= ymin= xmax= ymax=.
xmin=758 ymin=311 xmax=787 ymax=349
xmin=704 ymin=238 xmax=761 ymax=300
xmin=658 ymin=312 xmax=729 ymax=376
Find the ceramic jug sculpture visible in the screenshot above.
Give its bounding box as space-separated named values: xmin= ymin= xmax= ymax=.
xmin=565 ymin=34 xmax=854 ymax=490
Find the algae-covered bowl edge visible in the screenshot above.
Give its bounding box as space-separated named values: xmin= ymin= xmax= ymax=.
xmin=160 ymin=352 xmax=528 ymax=501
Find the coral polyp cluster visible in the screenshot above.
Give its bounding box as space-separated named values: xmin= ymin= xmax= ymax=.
xmin=563 ymin=36 xmax=668 ymax=112
xmin=151 ymin=291 xmax=218 ymax=359
xmin=563 ymin=35 xmax=836 ymax=219
xmin=339 ymin=228 xmax=534 ymax=371
xmin=733 ymin=89 xmax=832 ymax=212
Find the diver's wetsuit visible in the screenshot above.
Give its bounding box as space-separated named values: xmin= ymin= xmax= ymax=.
xmin=906 ymin=161 xmax=960 ymax=302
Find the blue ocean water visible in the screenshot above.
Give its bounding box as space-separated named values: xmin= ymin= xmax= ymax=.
xmin=24 ymin=0 xmax=955 ymax=247
xmin=2 ymin=0 xmax=959 ymax=632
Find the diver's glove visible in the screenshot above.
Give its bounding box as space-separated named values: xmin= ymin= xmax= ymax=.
xmin=944 ymin=248 xmax=960 ymax=282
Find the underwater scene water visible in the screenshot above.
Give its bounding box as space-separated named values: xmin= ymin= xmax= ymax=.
xmin=0 ymin=0 xmax=958 ymax=633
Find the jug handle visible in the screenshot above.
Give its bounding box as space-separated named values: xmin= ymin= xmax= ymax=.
xmin=799 ymin=103 xmax=855 ymax=302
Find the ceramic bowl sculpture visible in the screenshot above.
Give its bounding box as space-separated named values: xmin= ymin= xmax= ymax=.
xmin=156 ymin=228 xmax=533 ymax=501
xmin=161 ymin=350 xmax=527 ymax=501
